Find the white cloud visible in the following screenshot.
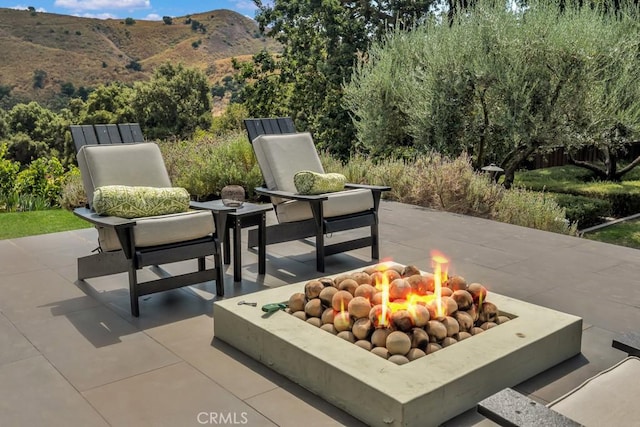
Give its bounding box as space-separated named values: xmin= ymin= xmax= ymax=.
xmin=74 ymin=12 xmax=118 ymax=19
xmin=144 ymin=13 xmax=161 ymax=21
xmin=54 ymin=0 xmax=150 ymax=11
xmin=232 ymin=0 xmax=257 ymax=11
xmin=10 ymin=5 xmax=46 ymax=12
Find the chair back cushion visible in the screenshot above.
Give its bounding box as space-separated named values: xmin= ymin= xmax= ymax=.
xmin=77 ymin=142 xmax=172 ymax=208
xmin=252 ymin=132 xmax=324 ymax=194
xmin=548 ymin=356 xmax=640 ymax=425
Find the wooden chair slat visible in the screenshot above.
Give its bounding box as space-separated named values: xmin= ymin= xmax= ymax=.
xmin=94 ymin=125 xmax=112 ymax=145
xmin=106 ymin=124 xmax=122 ymax=143
xmin=118 ymin=124 xmax=135 ymax=143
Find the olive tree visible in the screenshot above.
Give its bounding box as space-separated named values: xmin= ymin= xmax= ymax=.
xmin=344 ymin=1 xmax=640 ymax=186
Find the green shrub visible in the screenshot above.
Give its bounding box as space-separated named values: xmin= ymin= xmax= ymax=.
xmin=407 ymin=154 xmax=504 ymax=217
xmin=320 ymin=150 xmax=575 ymax=234
xmin=59 ymin=166 xmax=86 ymax=210
xmin=210 ymin=104 xmax=248 ymax=136
xmin=492 ymin=189 xmax=577 ymax=235
xmin=14 ymin=157 xmax=65 ymax=207
xmin=0 ymin=143 xmax=19 ymax=198
xmin=550 ymin=193 xmax=612 ymax=229
xmin=159 ymin=132 xmax=263 ymax=200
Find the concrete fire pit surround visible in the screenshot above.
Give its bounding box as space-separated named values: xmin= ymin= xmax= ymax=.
xmin=214 ymin=269 xmax=582 ymax=427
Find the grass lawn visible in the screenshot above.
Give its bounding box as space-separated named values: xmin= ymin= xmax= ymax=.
xmin=0 ymin=209 xmax=91 ymax=240
xmin=584 ymin=219 xmax=640 ymax=250
xmin=514 ymin=165 xmax=640 ymax=195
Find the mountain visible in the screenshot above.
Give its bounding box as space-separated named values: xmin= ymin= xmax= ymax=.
xmin=0 ymin=8 xmax=279 ymax=105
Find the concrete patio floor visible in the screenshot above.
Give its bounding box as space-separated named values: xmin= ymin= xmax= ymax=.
xmin=1 ymin=200 xmax=639 ymax=426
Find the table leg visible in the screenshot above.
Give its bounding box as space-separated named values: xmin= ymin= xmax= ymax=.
xmin=223 ymin=225 xmax=231 ymax=265
xmin=258 ymin=212 xmax=266 ymax=275
xmin=233 ymin=217 xmax=242 ymax=282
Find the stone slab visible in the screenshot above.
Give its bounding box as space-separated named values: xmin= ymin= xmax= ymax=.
xmin=214 ymin=272 xmax=582 ymax=427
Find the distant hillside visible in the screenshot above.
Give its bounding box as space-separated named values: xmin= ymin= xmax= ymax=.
xmin=0 ymin=8 xmax=279 ymax=105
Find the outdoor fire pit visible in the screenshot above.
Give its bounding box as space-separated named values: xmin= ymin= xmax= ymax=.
xmin=214 ymin=257 xmax=582 ymax=427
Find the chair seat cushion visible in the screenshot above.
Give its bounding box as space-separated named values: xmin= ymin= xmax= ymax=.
xmin=93 ymin=185 xmax=190 ymax=219
xmin=98 ymin=210 xmax=215 ymax=252
xmin=547 ymin=356 xmax=640 ymax=426
xmin=276 ymin=188 xmax=374 ymax=223
xmin=294 ymin=171 xmax=346 ymax=195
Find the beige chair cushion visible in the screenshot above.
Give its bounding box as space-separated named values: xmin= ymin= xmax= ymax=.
xmin=77 ymin=142 xmax=172 ymax=208
xmin=98 ymin=210 xmax=215 ymax=252
xmin=252 ymin=132 xmax=324 ymax=194
xmin=547 ymin=356 xmax=640 ymax=426
xmin=276 ymin=189 xmax=374 ymax=223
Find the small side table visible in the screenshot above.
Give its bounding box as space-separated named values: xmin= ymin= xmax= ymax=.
xmin=191 ymin=200 xmax=272 ymax=282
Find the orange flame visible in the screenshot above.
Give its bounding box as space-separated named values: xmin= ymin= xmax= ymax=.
xmin=380 ymin=273 xmax=389 ymax=327
xmin=431 ymin=250 xmax=450 ymax=318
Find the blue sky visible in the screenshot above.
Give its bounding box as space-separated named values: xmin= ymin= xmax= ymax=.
xmin=0 ymin=0 xmax=258 ymax=20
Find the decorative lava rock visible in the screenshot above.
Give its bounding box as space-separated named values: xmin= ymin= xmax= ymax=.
xmin=338 ymin=279 xmax=359 ymax=295
xmin=319 ymin=286 xmax=338 ymax=307
xmin=371 ymin=328 xmax=390 ymax=347
xmin=371 ymin=346 xmax=390 ymax=359
xmin=354 ymin=284 xmax=377 ymax=300
xmin=348 ymin=296 xmax=372 ymax=319
xmin=386 ymin=331 xmax=411 ymax=355
xmin=289 ymin=293 xmax=306 ymax=312
xmin=305 ymin=299 xmax=323 ymax=318
xmin=332 ymin=290 xmax=353 ymax=312
xmin=305 ymin=280 xmax=324 ymax=299
xmin=333 ymin=311 xmax=353 ymax=332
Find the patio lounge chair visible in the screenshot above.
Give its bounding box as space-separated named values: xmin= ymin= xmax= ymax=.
xmin=244 ymin=117 xmax=390 ymax=272
xmin=71 ymin=124 xmax=228 ymax=316
xmin=477 ymin=332 xmax=640 ymax=426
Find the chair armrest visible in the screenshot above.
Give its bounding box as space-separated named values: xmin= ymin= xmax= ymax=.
xmin=345 ymin=183 xmax=392 ymax=192
xmin=477 ymin=388 xmax=581 ymax=427
xmin=73 ymin=207 xmax=136 ymax=229
xmin=255 ymin=187 xmax=329 ymax=201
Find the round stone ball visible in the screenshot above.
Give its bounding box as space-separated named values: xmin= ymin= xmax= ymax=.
xmin=386 ymin=331 xmax=411 ymax=355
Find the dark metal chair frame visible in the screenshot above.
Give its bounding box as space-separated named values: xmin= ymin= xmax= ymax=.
xmin=244 ymin=117 xmax=391 ymax=272
xmin=71 ymin=123 xmax=230 ymax=317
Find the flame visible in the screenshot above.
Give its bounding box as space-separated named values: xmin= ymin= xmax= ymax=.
xmin=431 ymin=250 xmax=450 ymax=318
xmin=367 ymin=254 xmax=451 ymax=326
xmin=380 ymin=273 xmax=389 ymax=327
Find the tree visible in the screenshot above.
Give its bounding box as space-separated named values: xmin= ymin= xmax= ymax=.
xmin=80 ymin=82 xmax=136 ymax=124
xmin=6 ymin=102 xmax=69 ymax=163
xmin=566 ymin=11 xmax=640 ymax=181
xmin=33 ymin=69 xmax=47 ymax=89
xmin=124 ymin=17 xmax=135 ymax=25
xmin=162 ymin=16 xmax=173 ymax=25
xmin=131 ymin=63 xmax=212 ymax=139
xmin=238 ymin=0 xmax=436 ymax=158
xmin=344 ymin=2 xmax=640 ymax=186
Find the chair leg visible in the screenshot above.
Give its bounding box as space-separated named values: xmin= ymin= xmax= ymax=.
xmin=214 ymin=252 xmax=224 ymax=297
xmin=316 ymin=230 xmax=325 ymax=272
xmin=128 ymin=263 xmax=140 ymax=317
xmin=371 ymin=220 xmax=380 ymax=260
xmin=310 ymin=201 xmax=325 ymax=273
